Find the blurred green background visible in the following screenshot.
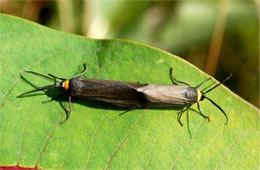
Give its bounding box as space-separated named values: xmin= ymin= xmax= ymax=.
xmin=0 ymin=0 xmax=259 ymax=107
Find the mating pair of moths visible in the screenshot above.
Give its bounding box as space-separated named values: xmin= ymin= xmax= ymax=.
xmin=18 ymin=64 xmax=231 ymax=126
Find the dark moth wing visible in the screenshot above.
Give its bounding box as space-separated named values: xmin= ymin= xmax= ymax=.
xmin=69 ymin=78 xmax=148 ymax=107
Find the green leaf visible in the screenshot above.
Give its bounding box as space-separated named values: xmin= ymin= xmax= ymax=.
xmin=0 ymin=14 xmax=259 ymax=169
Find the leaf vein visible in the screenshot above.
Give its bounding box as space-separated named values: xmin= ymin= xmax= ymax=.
xmin=105 ymin=110 xmax=147 ymax=169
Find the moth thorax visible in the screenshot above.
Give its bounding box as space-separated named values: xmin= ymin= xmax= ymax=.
xmin=197 ymin=89 xmax=203 ymax=101
xmin=62 ymin=80 xmax=70 ymax=91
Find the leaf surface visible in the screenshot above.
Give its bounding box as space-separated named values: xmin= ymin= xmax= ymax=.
xmin=0 ymin=14 xmax=258 ymax=169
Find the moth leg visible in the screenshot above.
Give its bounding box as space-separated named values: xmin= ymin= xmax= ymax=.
xmin=177 ymin=110 xmax=185 ymax=126
xmin=119 ymin=109 xmax=132 ymax=116
xmin=73 ymin=63 xmax=88 ymax=78
xmin=195 ymin=77 xmax=211 ymax=89
xmin=48 ymin=74 xmax=66 ymax=81
xmin=68 ymin=95 xmax=72 ymax=112
xmin=60 ymin=96 xmax=72 ymax=124
xmin=197 ymin=103 xmax=210 ymax=122
xmin=169 ymin=68 xmax=190 ymax=86
xmin=119 ymin=104 xmax=141 ymax=116
xmin=177 ymin=105 xmax=191 ymax=126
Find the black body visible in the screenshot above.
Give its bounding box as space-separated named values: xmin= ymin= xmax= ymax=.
xmin=69 ymin=78 xmax=148 ymax=107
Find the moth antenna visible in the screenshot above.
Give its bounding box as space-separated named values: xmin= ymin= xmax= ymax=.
xmin=204 ymin=96 xmax=228 ymax=124
xmin=203 ymin=73 xmax=232 ymax=94
xmin=24 ymin=71 xmax=55 ymax=82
